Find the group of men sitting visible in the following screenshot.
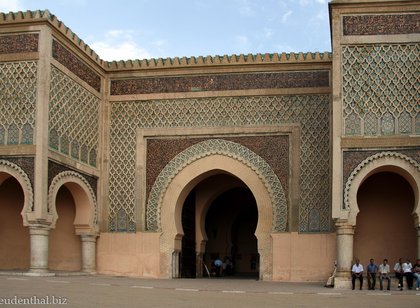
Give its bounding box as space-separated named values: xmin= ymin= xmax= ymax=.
xmin=351 ymin=258 xmax=420 ymax=290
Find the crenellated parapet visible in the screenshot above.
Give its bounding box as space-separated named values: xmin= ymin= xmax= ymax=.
xmin=104 ymin=51 xmax=332 ymax=71
xmin=0 ymin=10 xmax=104 ymax=67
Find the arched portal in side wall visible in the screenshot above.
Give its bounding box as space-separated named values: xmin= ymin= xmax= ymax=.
xmin=0 ymin=176 xmax=30 ymax=270
xmin=48 ymin=171 xmax=98 ymax=272
xmin=0 ymin=160 xmax=33 ymax=270
xmin=354 ymin=172 xmax=416 ymax=265
xmin=344 ymin=152 xmax=420 ymax=265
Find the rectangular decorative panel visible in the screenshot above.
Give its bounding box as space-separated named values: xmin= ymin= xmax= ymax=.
xmin=49 ymin=66 xmax=100 ymax=167
xmin=0 ymin=33 xmax=38 ymax=54
xmin=110 ymin=71 xmax=330 ymax=95
xmin=0 ymin=61 xmax=37 ymax=145
xmin=343 ymin=14 xmax=420 ymax=36
xmin=342 ymin=44 xmax=419 ymax=136
xmin=52 ymin=40 xmax=101 ymax=92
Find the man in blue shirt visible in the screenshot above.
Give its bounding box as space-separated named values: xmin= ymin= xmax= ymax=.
xmin=367 ymin=258 xmax=378 ymax=290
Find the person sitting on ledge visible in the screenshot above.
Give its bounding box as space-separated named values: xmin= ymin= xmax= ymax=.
xmin=378 ymin=258 xmax=391 ymax=291
xmin=351 ymin=258 xmax=364 ymax=290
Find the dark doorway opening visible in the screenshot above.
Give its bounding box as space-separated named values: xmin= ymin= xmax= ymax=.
xmin=181 ymin=188 xmax=196 ymax=278
xmin=204 ymin=187 xmax=259 ymax=278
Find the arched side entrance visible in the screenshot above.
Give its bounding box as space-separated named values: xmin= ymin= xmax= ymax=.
xmin=48 ymin=171 xmax=98 ymax=272
xmin=49 ymin=185 xmax=82 ymax=271
xmin=0 ymin=177 xmax=30 ymax=270
xmin=354 ymin=172 xmax=416 ymax=264
xmin=0 ymin=160 xmax=34 ymax=226
xmin=335 ymin=152 xmax=420 ymax=287
xmin=345 ymin=152 xmax=420 ymax=227
xmin=0 ymin=160 xmax=33 ymax=270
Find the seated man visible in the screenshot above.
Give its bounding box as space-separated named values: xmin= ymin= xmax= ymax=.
xmin=402 ymin=259 xmax=413 ymax=290
xmin=378 ymin=258 xmax=391 ymax=291
xmin=412 ymin=259 xmax=420 ymax=291
xmin=367 ymin=258 xmax=378 ymax=290
xmin=351 ymin=258 xmax=364 ymax=290
xmin=394 ymin=258 xmax=404 ymax=290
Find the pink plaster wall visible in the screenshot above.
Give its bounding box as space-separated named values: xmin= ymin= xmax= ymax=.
xmin=96 ymin=232 xmax=160 ymax=278
xmin=272 ymin=232 xmax=336 ymax=281
xmin=0 ymin=177 xmax=30 ymax=270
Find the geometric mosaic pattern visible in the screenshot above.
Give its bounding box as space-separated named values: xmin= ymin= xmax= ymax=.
xmin=0 ymin=61 xmax=37 ymax=145
xmin=109 ymin=95 xmax=330 ymax=232
xmin=49 ymin=66 xmax=100 ymax=167
xmin=145 ymin=139 xmax=287 ymax=232
xmin=342 ymin=44 xmax=419 ymax=136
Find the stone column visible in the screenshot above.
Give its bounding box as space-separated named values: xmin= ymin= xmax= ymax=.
xmin=28 ymin=226 xmax=51 ymax=275
xmin=417 ymin=227 xmax=420 ymax=259
xmin=334 ymin=220 xmax=355 ymax=289
xmin=196 ymin=252 xmax=203 ymax=278
xmin=172 ymin=251 xmax=180 ymax=278
xmin=80 ymin=234 xmax=98 ymax=273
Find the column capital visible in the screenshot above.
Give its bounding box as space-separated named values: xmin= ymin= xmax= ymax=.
xmin=80 ymin=233 xmax=98 ymax=243
xmin=28 ymin=224 xmax=51 ymax=235
xmin=334 ymin=219 xmax=355 ymax=235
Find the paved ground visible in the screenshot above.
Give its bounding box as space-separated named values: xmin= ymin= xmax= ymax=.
xmin=0 ymin=273 xmax=419 ymax=307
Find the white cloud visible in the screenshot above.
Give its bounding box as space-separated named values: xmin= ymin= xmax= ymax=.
xmin=281 ymin=10 xmax=293 ymax=24
xmin=0 ymin=0 xmax=23 ymax=12
xmin=89 ymin=30 xmax=152 ymax=61
xmin=236 ymin=0 xmax=256 ymax=16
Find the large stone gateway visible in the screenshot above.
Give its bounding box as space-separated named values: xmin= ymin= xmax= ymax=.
xmin=0 ymin=1 xmax=418 ymax=285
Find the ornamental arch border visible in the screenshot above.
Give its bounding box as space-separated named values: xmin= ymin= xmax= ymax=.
xmin=0 ymin=159 xmax=33 ymax=226
xmin=344 ymin=151 xmax=420 ymax=226
xmin=145 ymin=139 xmax=287 ymax=232
xmin=48 ymin=170 xmax=98 ymax=234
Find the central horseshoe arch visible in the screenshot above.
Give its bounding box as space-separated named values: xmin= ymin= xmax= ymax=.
xmin=148 ymin=139 xmax=286 ymax=280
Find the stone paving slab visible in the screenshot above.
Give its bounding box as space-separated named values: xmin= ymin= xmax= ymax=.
xmin=0 ymin=274 xmax=419 ymax=308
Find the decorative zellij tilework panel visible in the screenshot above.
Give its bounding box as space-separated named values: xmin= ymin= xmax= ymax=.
xmin=0 ymin=33 xmax=38 ymax=54
xmin=343 ymin=14 xmax=420 ymax=36
xmin=49 ymin=66 xmax=100 ymax=167
xmin=109 ymin=95 xmax=330 ymax=233
xmin=0 ymin=61 xmax=37 ymax=145
xmin=342 ymin=44 xmax=419 ymax=136
xmin=52 ymin=40 xmax=101 ymax=92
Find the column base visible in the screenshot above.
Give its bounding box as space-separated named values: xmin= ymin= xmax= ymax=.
xmin=334 ymin=276 xmax=352 ymax=289
xmin=25 ymin=269 xmax=55 ymax=277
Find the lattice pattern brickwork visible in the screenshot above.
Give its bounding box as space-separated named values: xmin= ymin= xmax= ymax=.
xmin=49 ymin=66 xmax=100 ymax=167
xmin=342 ymin=44 xmax=419 ymax=136
xmin=0 ymin=61 xmax=37 ymax=145
xmin=109 ymin=95 xmax=330 ymax=232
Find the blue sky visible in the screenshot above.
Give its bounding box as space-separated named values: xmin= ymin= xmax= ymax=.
xmin=1 ymin=0 xmax=331 ymax=61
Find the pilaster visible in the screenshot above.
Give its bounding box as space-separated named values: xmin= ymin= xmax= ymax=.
xmin=334 ymin=219 xmax=355 ymax=288
xmin=80 ymin=234 xmax=98 ymax=273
